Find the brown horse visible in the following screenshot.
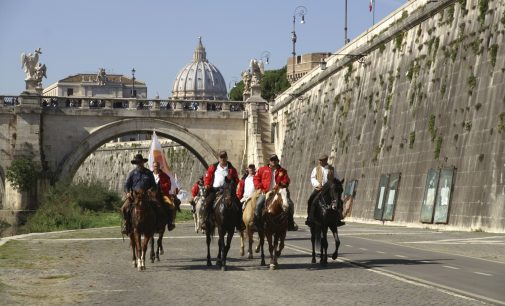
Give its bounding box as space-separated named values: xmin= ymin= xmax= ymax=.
xmin=149 ymin=190 xmax=177 ymax=262
xmin=239 ymin=190 xmax=261 ymax=260
xmin=261 ymin=188 xmax=289 ymax=270
xmin=129 ymin=189 xmax=156 ymax=271
xmin=205 ymin=179 xmax=239 ymax=271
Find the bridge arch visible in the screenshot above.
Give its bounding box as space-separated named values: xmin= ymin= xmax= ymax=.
xmin=57 ymin=118 xmax=217 ymax=181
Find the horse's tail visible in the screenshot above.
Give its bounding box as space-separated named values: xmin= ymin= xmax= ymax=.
xmin=314 ymin=223 xmax=322 ymax=250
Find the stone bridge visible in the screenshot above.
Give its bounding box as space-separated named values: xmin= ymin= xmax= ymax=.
xmin=0 ymin=91 xmax=273 ymax=225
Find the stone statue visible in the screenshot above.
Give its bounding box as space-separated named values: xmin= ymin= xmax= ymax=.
xmin=96 ymin=68 xmax=108 ymax=86
xmin=241 ymin=70 xmax=252 ymax=95
xmin=21 ymin=48 xmax=42 ymax=81
xmin=249 ymin=58 xmax=264 ymax=87
xmin=34 ymin=63 xmax=47 ymax=86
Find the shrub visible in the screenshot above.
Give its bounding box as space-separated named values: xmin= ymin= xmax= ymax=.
xmin=6 ymin=158 xmax=40 ymax=191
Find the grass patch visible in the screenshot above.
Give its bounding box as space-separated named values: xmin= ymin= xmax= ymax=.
xmin=176 ymin=209 xmax=194 ymax=222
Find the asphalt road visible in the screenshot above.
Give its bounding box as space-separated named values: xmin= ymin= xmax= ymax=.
xmin=1 ymin=219 xmax=504 ymax=305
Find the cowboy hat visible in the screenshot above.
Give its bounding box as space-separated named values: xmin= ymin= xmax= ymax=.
xmin=131 ymin=153 xmax=148 ymax=164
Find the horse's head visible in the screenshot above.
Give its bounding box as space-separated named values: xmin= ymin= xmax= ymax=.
xmin=219 ymin=178 xmax=236 ymax=208
xmin=319 ymin=179 xmax=343 ymax=211
xmin=132 ymin=189 xmax=149 ymax=208
xmin=267 ymin=188 xmax=289 ymax=215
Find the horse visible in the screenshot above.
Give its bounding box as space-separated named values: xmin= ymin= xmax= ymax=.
xmin=260 ymin=188 xmax=289 ymax=270
xmin=239 ymin=190 xmax=261 ymax=259
xmin=129 ymin=189 xmax=156 ymax=271
xmin=149 ymin=190 xmax=177 ymax=262
xmin=310 ymin=178 xmax=344 ymax=265
xmin=193 ymin=185 xmax=206 ymax=233
xmin=205 ymin=179 xmax=239 ymax=271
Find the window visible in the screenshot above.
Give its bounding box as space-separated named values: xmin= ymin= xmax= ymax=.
xmin=67 ymin=88 xmax=73 ymax=96
xmin=296 ymin=55 xmax=302 ymax=64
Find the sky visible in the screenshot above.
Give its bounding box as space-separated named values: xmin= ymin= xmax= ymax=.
xmin=0 ymin=0 xmax=404 ymax=98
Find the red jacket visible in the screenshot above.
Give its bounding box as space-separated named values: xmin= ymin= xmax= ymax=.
xmin=204 ymin=162 xmax=239 ymax=189
xmin=253 ymin=164 xmax=290 ymax=193
xmin=191 ymin=181 xmax=203 ymax=198
xmin=156 ymin=170 xmax=171 ymax=196
xmin=236 ymin=177 xmax=246 ymax=199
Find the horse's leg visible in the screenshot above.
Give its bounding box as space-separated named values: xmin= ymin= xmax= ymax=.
xmin=310 ymin=227 xmax=317 ymax=264
xmin=330 ymin=224 xmax=340 ymax=260
xmin=193 ymin=210 xmax=198 ymax=233
xmin=276 ymin=230 xmax=286 ymax=258
xmin=130 ymin=233 xmax=137 ymax=268
xmin=142 ymin=234 xmax=151 ymax=270
xmin=135 ymin=232 xmax=142 ymax=271
xmin=321 ymin=226 xmax=328 ymax=265
xmin=150 ymin=233 xmax=155 ymax=263
xmin=159 ymin=228 xmax=165 ymax=256
xmin=267 ymin=233 xmax=276 ymax=269
xmin=239 ymin=229 xmax=245 ymax=257
xmin=222 ymin=229 xmax=234 ymax=271
xmin=206 ymin=227 xmax=212 ymax=266
xmin=259 ymin=231 xmax=266 ymax=266
xmin=216 ymin=228 xmax=223 ymax=268
xmin=247 ymin=227 xmax=254 ymax=259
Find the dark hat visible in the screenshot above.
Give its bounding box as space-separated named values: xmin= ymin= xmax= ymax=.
xmin=131 ymin=153 xmax=148 ymax=165
xmin=248 ymin=164 xmax=256 ymax=169
xmin=318 ymin=154 xmax=329 ymax=160
xmin=269 ymin=154 xmax=279 ymax=161
xmin=218 ymin=150 xmax=228 ymax=158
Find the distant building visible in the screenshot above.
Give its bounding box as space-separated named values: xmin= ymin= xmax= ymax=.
xmin=286 ymin=52 xmax=329 ymax=84
xmin=43 ymin=69 xmax=147 ymax=98
xmin=172 ymin=37 xmax=227 ymax=100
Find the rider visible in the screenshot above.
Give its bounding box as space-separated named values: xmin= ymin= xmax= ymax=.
xmin=121 ymin=154 xmax=157 ymax=234
xmin=152 ymin=161 xmax=175 ymax=231
xmin=305 ymin=154 xmax=345 ymax=228
xmin=190 ymin=176 xmax=205 ymax=213
xmin=236 ymin=164 xmax=256 ymax=208
xmin=253 ymin=154 xmax=298 ymax=231
xmin=202 ymin=150 xmax=243 ymax=231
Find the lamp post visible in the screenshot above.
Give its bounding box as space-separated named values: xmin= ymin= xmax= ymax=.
xmin=344 ymin=0 xmax=349 ymax=44
xmin=131 ymin=68 xmax=136 ymax=98
xmin=291 ymin=6 xmax=307 ymax=82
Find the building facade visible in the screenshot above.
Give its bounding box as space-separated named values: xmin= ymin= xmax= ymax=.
xmin=286 ymin=52 xmax=329 ymax=84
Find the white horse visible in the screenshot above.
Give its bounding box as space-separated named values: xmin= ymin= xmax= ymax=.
xmin=193 ymin=186 xmax=206 ymax=233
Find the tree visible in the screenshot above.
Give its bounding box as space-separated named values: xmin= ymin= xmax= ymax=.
xmin=6 ymin=158 xmax=40 ymax=191
xmin=228 ymin=66 xmax=290 ymax=102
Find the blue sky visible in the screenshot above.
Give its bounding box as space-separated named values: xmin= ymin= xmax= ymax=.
xmin=0 ymin=0 xmax=404 ymax=98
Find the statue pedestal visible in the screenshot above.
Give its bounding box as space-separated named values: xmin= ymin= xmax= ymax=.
xmin=251 ymin=84 xmax=261 ymax=97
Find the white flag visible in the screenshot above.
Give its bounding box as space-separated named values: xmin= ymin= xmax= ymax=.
xmin=148 ymin=131 xmax=177 ymax=194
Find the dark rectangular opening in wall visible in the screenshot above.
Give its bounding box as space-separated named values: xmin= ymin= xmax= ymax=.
xmin=374 ymin=173 xmax=401 ymax=221
xmin=67 ymin=88 xmax=73 ymax=96
xmin=296 ymin=55 xmax=302 ymax=64
xmin=271 ymin=123 xmax=276 ymax=143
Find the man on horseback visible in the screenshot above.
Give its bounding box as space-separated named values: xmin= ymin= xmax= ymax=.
xmin=253 ymin=154 xmax=298 ymax=231
xmin=305 ymin=154 xmax=345 ymax=228
xmin=190 ymin=176 xmax=204 ymax=213
xmin=122 ymin=154 xmax=157 ymax=234
xmin=152 ymin=161 xmax=175 ymax=231
xmin=236 ymin=164 xmax=256 ymax=208
xmin=202 ymin=150 xmax=244 ymax=231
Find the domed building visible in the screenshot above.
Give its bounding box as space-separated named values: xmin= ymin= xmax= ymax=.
xmin=172 ymin=37 xmax=227 ymax=100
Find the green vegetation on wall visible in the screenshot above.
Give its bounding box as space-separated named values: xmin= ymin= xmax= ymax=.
xmin=6 ymin=158 xmax=40 ymax=191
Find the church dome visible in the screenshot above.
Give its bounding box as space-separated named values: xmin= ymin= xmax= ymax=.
xmin=172 ymin=37 xmax=227 ymax=100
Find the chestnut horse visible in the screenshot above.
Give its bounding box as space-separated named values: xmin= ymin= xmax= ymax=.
xmin=192 ymin=185 xmax=206 ymax=233
xmin=149 ymin=190 xmax=177 ymax=262
xmin=260 ymin=188 xmax=289 ymax=270
xmin=310 ymin=178 xmax=344 ymax=265
xmin=205 ymin=179 xmax=239 ymax=271
xmin=239 ymin=190 xmax=261 ymax=260
xmin=129 ymin=190 xmax=156 ymax=271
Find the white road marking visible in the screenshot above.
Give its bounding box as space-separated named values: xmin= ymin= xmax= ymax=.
xmin=420 ymin=260 xmax=433 ymax=263
xmin=359 ymin=247 xmax=368 ymax=251
xmin=403 ymin=236 xmax=505 ymax=245
xmin=345 ymin=244 xmax=352 ymax=247
xmin=394 ymin=254 xmax=407 ymax=258
xmin=376 ymin=251 xmax=385 ymax=254
xmin=473 ymin=272 xmax=493 ymax=277
xmin=443 ymin=265 xmax=459 ymax=270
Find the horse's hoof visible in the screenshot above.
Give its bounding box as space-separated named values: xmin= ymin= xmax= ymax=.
xmin=269 ymin=264 xmax=277 ymax=270
xmin=311 ymin=258 xmax=316 ymax=264
xmin=261 ymin=260 xmax=266 ymax=266
xmin=216 ymin=260 xmax=222 ymax=268
xmin=248 ymin=254 xmax=253 ymax=260
xmin=275 ymin=250 xmax=282 ymax=257
xmin=160 ymin=250 xmax=164 ymax=255
xmin=332 ymin=253 xmax=338 ymax=260
xmin=207 ymin=261 xmax=212 ymax=266
xmin=150 ymin=259 xmax=154 ymax=263
xmin=132 ymin=261 xmax=137 ymax=267
xmin=221 ymin=266 xmax=227 ymax=271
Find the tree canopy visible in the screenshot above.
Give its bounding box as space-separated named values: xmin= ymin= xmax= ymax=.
xmin=229 ymin=66 xmax=290 ymax=102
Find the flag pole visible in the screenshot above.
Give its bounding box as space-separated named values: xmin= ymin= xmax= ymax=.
xmin=373 ymin=0 xmax=376 ymax=25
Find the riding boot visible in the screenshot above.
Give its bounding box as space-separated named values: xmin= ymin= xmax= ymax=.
xmin=288 ymin=212 xmax=298 ymax=231
xmin=236 ymin=211 xmax=245 ymax=232
xmin=167 ymin=208 xmax=175 ymax=231
xmin=190 ymin=200 xmax=196 ymax=213
xmin=336 ymin=210 xmax=346 ymax=227
xmin=305 ymin=202 xmax=314 ymax=227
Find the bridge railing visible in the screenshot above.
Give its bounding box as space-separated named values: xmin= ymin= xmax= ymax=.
xmin=0 ymin=95 xmax=246 ymax=113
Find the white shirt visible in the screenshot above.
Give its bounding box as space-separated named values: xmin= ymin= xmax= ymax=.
xmin=153 ymin=173 xmax=160 ymax=184
xmin=243 ymin=175 xmax=255 ymax=199
xmin=213 ymin=164 xmax=228 ymax=188
xmin=310 ymin=165 xmax=338 ymax=188
xmin=269 ymin=168 xmax=277 ymax=191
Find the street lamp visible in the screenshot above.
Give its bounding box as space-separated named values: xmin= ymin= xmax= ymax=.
xmin=131 ymin=68 xmax=136 ymax=98
xmin=344 ymin=0 xmax=349 ymax=45
xmin=260 ymin=51 xmax=271 ymax=65
xmin=319 ymin=53 xmax=366 ymax=70
xmin=291 ymin=6 xmax=307 ymax=82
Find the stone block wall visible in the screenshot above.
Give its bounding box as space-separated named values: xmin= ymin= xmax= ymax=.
xmin=272 ymin=0 xmax=505 ymax=232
